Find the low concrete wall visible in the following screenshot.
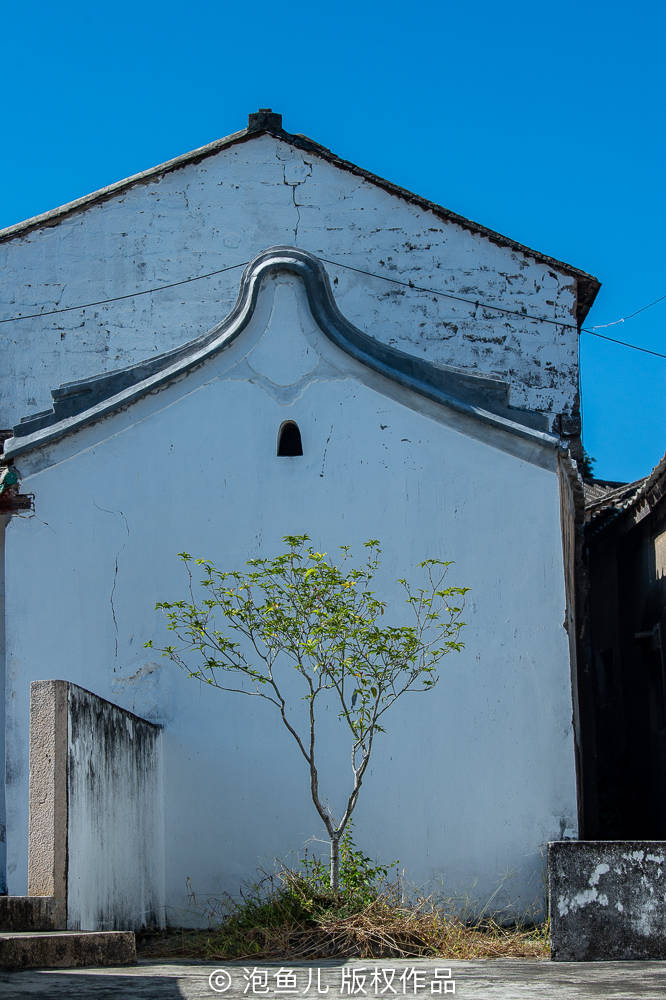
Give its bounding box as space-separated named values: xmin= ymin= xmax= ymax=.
xmin=28 ymin=680 xmax=165 ymax=931
xmin=549 ymin=840 xmax=666 ymax=960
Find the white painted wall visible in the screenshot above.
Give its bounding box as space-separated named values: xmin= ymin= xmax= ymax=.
xmin=0 ymin=134 xmax=578 ymax=432
xmin=3 ymin=272 xmax=578 ymax=921
xmin=66 ymin=683 xmax=165 ymax=931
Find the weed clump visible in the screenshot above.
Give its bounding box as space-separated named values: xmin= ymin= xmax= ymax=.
xmin=138 ymin=829 xmax=549 ymax=961
xmin=205 ymin=831 xmax=403 ymax=959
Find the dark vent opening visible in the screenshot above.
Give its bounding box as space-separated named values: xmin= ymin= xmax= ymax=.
xmin=277 ymin=421 xmax=303 ymax=457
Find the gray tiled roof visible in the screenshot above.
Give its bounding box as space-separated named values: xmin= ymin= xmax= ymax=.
xmin=585 ymin=451 xmax=666 ymax=531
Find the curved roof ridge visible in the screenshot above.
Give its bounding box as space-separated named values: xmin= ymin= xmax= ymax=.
xmin=3 ymin=247 xmax=559 ymax=460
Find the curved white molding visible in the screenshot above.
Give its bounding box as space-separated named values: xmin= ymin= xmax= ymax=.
xmin=4 ymin=247 xmax=558 ymax=459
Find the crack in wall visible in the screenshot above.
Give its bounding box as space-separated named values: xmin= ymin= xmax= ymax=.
xmin=278 ymin=156 xmax=312 ymax=243
xmin=290 ymin=184 xmax=301 ymax=243
xmin=110 ymin=556 xmax=119 ymax=659
xmin=51 ymin=283 xmax=67 ymax=310
xmin=93 ymin=501 xmax=130 ymax=537
xmin=2 ymin=143 xmax=581 ymax=431
xmin=92 ymin=501 xmax=130 ymax=659
xmin=320 ymin=424 xmax=333 ymax=478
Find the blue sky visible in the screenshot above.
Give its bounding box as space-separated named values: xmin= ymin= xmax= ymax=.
xmin=2 ymin=1 xmax=664 ymax=482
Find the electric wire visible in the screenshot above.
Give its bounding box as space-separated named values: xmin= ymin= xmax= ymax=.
xmin=320 ymin=257 xmax=582 ymax=331
xmin=580 ymin=328 xmax=666 ymax=358
xmin=321 ymin=258 xmax=666 ymax=359
xmin=1 ymin=254 xmax=664 ymax=359
xmin=592 ymin=292 xmax=666 ymax=327
xmin=0 ymin=261 xmax=248 ymax=324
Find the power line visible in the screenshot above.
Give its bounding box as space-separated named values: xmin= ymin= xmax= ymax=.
xmin=321 ymin=257 xmax=666 ymax=359
xmin=583 ymin=327 xmax=666 ymax=358
xmin=320 ymin=257 xmax=582 ymax=331
xmin=1 ymin=253 xmax=664 ymax=359
xmin=0 ymin=262 xmax=248 ymax=324
xmin=592 ymin=291 xmax=666 ymax=327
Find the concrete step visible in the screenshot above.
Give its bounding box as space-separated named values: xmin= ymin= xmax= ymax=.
xmin=0 ymin=930 xmax=136 ymax=970
xmin=0 ymin=896 xmax=64 ymax=932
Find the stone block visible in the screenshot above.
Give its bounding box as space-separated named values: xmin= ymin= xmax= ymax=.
xmin=0 ymin=930 xmax=136 ymax=970
xmin=0 ymin=896 xmax=64 ymax=932
xmin=549 ymin=840 xmax=666 ymax=960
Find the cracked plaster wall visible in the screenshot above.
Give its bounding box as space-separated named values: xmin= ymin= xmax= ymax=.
xmin=0 ymin=135 xmax=579 ymax=431
xmin=2 ymin=273 xmax=578 ymax=920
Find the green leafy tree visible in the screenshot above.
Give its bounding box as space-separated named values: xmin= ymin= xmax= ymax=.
xmin=147 ymin=536 xmax=468 ymax=892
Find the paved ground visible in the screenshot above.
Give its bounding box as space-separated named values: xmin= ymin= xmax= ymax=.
xmin=1 ymin=958 xmax=666 ymax=999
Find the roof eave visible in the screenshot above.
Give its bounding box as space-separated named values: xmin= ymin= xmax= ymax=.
xmin=586 ymin=451 xmax=666 ymax=534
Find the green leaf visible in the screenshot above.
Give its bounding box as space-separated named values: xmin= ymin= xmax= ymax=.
xmin=149 ymin=538 xmax=468 ymax=846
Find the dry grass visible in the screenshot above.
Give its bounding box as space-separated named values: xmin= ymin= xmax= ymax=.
xmin=137 ymin=894 xmax=549 ymax=962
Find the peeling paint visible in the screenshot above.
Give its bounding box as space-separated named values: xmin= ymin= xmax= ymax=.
xmin=589 ymin=862 xmax=610 ymax=886
xmin=1 ymin=136 xmax=579 ymax=435
xmin=550 ymin=841 xmax=666 ymax=960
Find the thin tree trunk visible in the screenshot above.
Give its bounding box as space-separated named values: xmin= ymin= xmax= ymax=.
xmin=330 ymin=835 xmax=340 ymax=893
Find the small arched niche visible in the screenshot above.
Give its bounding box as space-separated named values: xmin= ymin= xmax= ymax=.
xmin=277 ymin=420 xmax=303 ymax=457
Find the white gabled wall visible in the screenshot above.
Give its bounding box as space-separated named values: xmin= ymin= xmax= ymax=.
xmin=3 ymin=273 xmax=577 ymax=921
xmin=0 ymin=135 xmax=578 ymax=432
